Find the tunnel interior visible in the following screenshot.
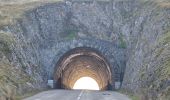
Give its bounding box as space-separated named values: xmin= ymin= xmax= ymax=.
xmin=54 ymin=47 xmax=114 ymax=90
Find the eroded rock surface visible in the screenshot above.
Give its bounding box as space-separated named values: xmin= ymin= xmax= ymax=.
xmin=0 ymin=0 xmax=169 ymax=99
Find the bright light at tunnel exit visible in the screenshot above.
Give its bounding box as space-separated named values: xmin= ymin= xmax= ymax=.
xmin=73 ymin=77 xmax=100 ymax=90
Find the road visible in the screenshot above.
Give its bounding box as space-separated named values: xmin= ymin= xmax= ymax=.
xmin=24 ymin=90 xmax=131 ymax=100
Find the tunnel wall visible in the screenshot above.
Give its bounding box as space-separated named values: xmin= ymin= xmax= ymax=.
xmin=53 ymin=47 xmax=114 ymax=90
xmin=49 ymin=41 xmax=125 ymax=89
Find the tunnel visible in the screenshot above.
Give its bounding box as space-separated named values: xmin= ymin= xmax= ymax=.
xmin=53 ymin=47 xmax=115 ymax=90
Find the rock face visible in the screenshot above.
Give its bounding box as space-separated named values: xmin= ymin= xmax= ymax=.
xmin=0 ymin=0 xmax=170 ymax=99
xmin=122 ymin=1 xmax=170 ymax=99
xmin=7 ymin=0 xmax=127 ymax=88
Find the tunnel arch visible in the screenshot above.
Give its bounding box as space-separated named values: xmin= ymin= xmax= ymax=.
xmin=53 ymin=47 xmax=115 ymax=90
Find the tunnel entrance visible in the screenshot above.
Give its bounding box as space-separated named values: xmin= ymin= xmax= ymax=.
xmin=54 ymin=47 xmax=114 ymax=90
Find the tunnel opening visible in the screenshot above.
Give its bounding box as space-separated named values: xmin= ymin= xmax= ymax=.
xmin=54 ymin=47 xmax=114 ymax=90
xmin=73 ymin=77 xmax=99 ymax=90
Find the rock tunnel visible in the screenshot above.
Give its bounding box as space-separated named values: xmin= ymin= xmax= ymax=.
xmin=0 ymin=0 xmax=169 ymax=99
xmin=53 ymin=47 xmax=114 ymax=90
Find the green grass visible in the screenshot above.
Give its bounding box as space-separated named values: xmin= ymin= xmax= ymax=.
xmin=158 ymin=31 xmax=170 ymax=45
xmin=15 ymin=89 xmax=47 ymax=100
xmin=0 ymin=0 xmax=63 ymax=27
xmin=0 ymin=57 xmax=35 ymax=100
xmin=129 ymin=95 xmax=140 ymax=100
xmin=64 ymin=30 xmax=77 ymax=40
xmin=118 ymin=89 xmax=140 ymax=100
xmin=0 ymin=32 xmax=14 ymax=45
xmin=156 ymin=31 xmax=170 ymax=79
xmin=0 ymin=32 xmax=14 ymax=55
xmin=119 ymin=33 xmax=127 ymax=49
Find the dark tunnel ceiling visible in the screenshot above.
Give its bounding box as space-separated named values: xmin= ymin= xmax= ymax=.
xmin=54 ymin=47 xmax=115 ymax=90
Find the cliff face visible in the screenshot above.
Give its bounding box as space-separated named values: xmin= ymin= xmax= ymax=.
xmin=122 ymin=1 xmax=170 ymax=99
xmin=0 ymin=0 xmax=170 ymax=99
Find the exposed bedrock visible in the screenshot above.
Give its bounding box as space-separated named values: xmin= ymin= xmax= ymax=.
xmin=0 ymin=0 xmax=170 ymax=99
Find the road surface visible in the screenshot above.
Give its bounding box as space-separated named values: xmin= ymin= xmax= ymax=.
xmin=24 ymin=90 xmax=131 ymax=100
